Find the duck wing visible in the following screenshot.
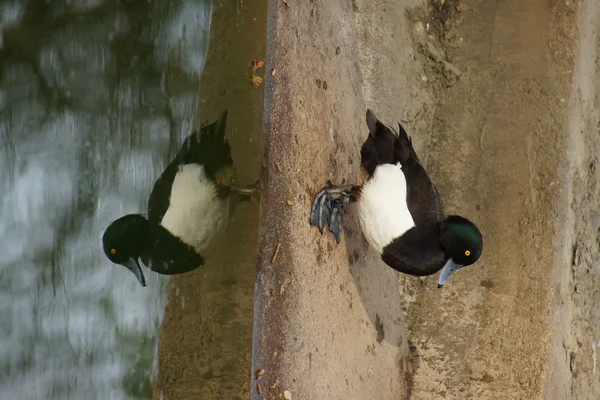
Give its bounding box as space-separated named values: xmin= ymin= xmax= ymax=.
xmin=394 ymin=127 xmax=445 ymax=226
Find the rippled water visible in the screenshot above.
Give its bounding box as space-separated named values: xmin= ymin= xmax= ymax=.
xmin=0 ymin=0 xmax=212 ymax=398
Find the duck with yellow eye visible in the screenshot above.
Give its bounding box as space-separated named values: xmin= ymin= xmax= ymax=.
xmin=102 ymin=110 xmax=259 ymax=287
xmin=102 ymin=214 xmax=153 ymax=287
xmin=310 ymin=110 xmax=483 ymax=287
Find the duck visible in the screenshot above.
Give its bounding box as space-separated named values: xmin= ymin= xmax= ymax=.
xmin=102 ymin=110 xmax=258 ymax=286
xmin=310 ymin=109 xmax=483 ymax=287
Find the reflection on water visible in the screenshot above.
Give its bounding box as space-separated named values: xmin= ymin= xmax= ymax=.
xmin=0 ymin=0 xmax=212 ymax=398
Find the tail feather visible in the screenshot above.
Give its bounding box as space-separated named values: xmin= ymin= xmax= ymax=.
xmin=361 ymin=109 xmax=422 ymax=176
xmin=361 ymin=109 xmax=397 ymax=176
xmin=366 ymin=109 xmax=378 ymax=136
xmin=394 ymin=121 xmax=421 ymax=165
xmin=179 ymin=109 xmax=233 ymax=180
xmin=397 ymin=122 xmax=410 ymax=143
xmin=199 ymin=109 xmax=228 ymax=142
xmin=365 ymin=108 xmax=392 ymax=139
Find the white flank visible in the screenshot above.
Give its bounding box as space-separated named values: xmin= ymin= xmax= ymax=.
xmin=160 ymin=164 xmax=229 ymax=253
xmin=357 ymin=162 xmax=415 ymax=254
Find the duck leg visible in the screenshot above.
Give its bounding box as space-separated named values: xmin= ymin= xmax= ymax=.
xmin=230 ymin=180 xmax=261 ymax=203
xmin=310 ymin=181 xmax=359 ymax=243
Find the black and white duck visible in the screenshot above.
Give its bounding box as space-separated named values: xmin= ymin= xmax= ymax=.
xmin=310 ymin=109 xmax=483 ymax=287
xmin=102 ymin=110 xmax=258 ymax=286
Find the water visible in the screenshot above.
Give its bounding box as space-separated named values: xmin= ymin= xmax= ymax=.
xmin=0 ymin=1 xmax=213 ymax=398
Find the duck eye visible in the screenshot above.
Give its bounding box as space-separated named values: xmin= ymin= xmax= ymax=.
xmin=465 ymin=250 xmax=471 ymax=257
xmin=110 ymin=248 xmax=117 ymax=255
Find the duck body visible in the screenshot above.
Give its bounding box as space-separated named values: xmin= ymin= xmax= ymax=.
xmin=144 ymin=110 xmax=233 ymax=270
xmin=359 ymin=110 xmax=448 ymax=276
xmin=310 ymin=109 xmax=483 ymax=287
xmin=158 ymin=163 xmax=228 ymax=253
xmin=102 ymin=110 xmax=256 ymax=286
xmin=356 ymin=162 xmax=415 ymax=255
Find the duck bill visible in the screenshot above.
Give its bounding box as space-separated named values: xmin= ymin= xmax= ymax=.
xmin=437 ymin=259 xmax=463 ymax=288
xmin=122 ymin=257 xmax=146 ymax=287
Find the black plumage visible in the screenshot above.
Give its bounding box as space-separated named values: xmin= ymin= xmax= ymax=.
xmin=310 ymin=109 xmax=483 ymax=287
xmin=102 ymin=110 xmax=257 ymax=287
xmin=362 ymin=109 xmax=445 ymax=226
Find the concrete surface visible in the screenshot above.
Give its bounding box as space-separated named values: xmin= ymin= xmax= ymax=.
xmin=253 ymin=0 xmax=600 ymax=399
xmin=397 ymin=1 xmax=576 ymax=398
xmin=251 ymin=1 xmax=424 ymax=399
xmin=546 ymin=0 xmax=600 ymax=398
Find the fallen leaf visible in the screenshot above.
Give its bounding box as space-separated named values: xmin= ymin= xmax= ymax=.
xmin=282 ymin=0 xmax=289 ymax=7
xmin=286 ymin=200 xmax=294 ymax=206
xmin=250 ymin=75 xmax=263 ymax=87
xmin=250 ymin=60 xmax=264 ymax=69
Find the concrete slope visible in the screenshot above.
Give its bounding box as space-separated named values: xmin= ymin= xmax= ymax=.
xmin=251 ymin=1 xmax=426 ymax=399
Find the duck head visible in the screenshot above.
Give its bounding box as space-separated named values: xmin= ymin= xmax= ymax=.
xmin=437 ymin=215 xmax=483 ymax=288
xmin=102 ymin=214 xmax=149 ymax=287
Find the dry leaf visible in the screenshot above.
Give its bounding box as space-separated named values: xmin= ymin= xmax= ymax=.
xmin=250 ymin=75 xmax=263 ymax=87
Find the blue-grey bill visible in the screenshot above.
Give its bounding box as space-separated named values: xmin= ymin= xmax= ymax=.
xmin=123 ymin=257 xmax=146 ymax=287
xmin=437 ymin=258 xmax=463 ymax=288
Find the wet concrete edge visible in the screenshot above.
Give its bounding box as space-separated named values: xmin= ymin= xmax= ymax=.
xmin=152 ymin=0 xmax=266 ymax=398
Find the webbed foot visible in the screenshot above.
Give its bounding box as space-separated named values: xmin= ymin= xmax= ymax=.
xmin=309 ymin=181 xmax=356 ymax=244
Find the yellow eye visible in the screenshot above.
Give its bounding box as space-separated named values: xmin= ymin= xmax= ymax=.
xmin=465 ymin=250 xmax=471 ymax=257
xmin=110 ymin=248 xmax=117 ymax=255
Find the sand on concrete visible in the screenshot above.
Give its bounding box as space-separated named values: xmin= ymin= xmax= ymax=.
xmin=251 ymin=1 xmax=424 ymax=399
